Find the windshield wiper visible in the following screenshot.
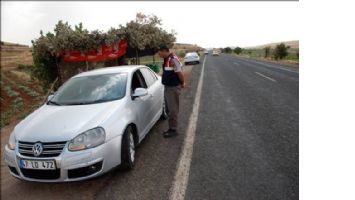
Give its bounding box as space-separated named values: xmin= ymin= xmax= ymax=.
xmin=47 ymin=100 xmax=62 ymax=106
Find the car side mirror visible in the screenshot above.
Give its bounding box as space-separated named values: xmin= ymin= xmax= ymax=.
xmin=132 ymin=88 xmax=148 ymax=99
xmin=47 ymin=94 xmax=54 ymax=102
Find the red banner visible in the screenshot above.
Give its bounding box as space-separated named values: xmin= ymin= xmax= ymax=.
xmin=59 ymin=39 xmax=127 ymax=62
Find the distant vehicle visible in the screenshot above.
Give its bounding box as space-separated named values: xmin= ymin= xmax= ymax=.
xmin=212 ymin=50 xmax=220 ymax=56
xmin=204 ymin=50 xmax=209 ymax=55
xmin=4 ymin=65 xmax=167 ymax=182
xmin=184 ymin=52 xmax=200 ymax=65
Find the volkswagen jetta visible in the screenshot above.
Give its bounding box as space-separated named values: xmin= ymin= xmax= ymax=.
xmin=4 ymin=65 xmax=167 ymax=182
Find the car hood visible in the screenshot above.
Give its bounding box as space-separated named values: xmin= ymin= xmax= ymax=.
xmin=14 ymin=100 xmax=124 ymax=142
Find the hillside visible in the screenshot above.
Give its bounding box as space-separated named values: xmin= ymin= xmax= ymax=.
xmin=173 ymin=43 xmax=204 ymax=52
xmin=245 ymin=40 xmax=299 ymax=49
xmin=1 ymin=41 xmax=44 ymax=128
xmin=0 ymin=41 xmax=33 ymax=69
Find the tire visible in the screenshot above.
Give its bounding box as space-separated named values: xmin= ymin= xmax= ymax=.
xmin=184 ymin=62 xmax=189 ymax=66
xmin=120 ymin=126 xmax=135 ymax=170
xmin=196 ymin=61 xmax=200 ymax=64
xmin=160 ymin=98 xmax=168 ymax=120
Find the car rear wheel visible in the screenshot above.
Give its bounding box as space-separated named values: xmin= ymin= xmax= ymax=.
xmin=120 ymin=126 xmax=135 ymax=170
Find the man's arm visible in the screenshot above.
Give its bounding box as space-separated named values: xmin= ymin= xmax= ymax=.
xmin=172 ymin=58 xmax=186 ymax=88
xmin=176 ymin=72 xmax=185 ymax=88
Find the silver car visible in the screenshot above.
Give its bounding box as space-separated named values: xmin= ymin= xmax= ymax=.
xmin=184 ymin=52 xmax=200 ymax=65
xmin=4 ymin=65 xmax=167 ymax=182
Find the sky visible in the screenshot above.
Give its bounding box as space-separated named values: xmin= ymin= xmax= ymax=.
xmin=1 ymin=1 xmax=299 ymax=48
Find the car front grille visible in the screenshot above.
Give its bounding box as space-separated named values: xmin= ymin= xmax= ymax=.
xmin=20 ymin=168 xmax=60 ymax=179
xmin=18 ymin=141 xmax=67 ymax=157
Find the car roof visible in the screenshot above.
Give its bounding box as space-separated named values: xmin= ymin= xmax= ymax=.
xmin=73 ymin=65 xmax=146 ymax=78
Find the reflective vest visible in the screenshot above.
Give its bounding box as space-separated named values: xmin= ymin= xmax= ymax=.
xmin=162 ymin=54 xmax=181 ymax=86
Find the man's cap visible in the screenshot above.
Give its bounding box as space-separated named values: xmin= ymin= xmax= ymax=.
xmin=159 ymin=44 xmax=170 ymax=51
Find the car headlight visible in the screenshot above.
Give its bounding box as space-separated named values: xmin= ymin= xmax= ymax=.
xmin=68 ymin=127 xmax=105 ymax=151
xmin=7 ymin=132 xmax=16 ymax=150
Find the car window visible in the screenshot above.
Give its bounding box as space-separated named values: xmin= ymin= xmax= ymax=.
xmin=140 ymin=68 xmax=156 ymax=87
xmin=131 ymin=70 xmax=147 ymax=93
xmin=149 ymin=69 xmax=158 ymax=81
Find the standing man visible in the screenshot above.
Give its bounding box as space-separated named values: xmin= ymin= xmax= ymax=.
xmin=158 ymin=45 xmax=186 ymax=138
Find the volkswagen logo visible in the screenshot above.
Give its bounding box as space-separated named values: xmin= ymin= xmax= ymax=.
xmin=32 ymin=142 xmax=43 ymax=157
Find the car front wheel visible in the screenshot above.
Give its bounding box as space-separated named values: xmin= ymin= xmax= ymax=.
xmin=120 ymin=126 xmax=135 ymax=170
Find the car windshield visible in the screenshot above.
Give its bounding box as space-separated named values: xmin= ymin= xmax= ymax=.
xmin=50 ymin=73 xmax=127 ymax=105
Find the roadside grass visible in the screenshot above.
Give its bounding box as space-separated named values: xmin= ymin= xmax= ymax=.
xmin=232 ymin=48 xmax=299 ymax=65
xmin=17 ymin=64 xmax=34 ymax=74
xmin=0 ymin=95 xmax=24 ymax=127
xmin=18 ymin=85 xmax=39 ymax=97
xmin=4 ymin=85 xmax=20 ymax=97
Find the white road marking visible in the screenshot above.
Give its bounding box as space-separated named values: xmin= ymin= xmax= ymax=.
xmin=255 ymin=72 xmax=277 ymax=82
xmin=234 ymin=62 xmax=240 ymax=66
xmin=248 ymin=59 xmax=298 ymax=73
xmin=169 ymin=56 xmax=207 ymax=200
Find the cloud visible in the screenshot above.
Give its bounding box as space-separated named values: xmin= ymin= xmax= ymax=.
xmin=1 ymin=1 xmax=299 ymax=48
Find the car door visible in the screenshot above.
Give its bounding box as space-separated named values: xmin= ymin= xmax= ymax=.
xmin=147 ymin=69 xmax=163 ymax=117
xmin=130 ymin=70 xmax=151 ymax=137
xmin=139 ymin=68 xmax=161 ymax=124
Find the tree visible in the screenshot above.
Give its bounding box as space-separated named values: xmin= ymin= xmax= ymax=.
xmin=31 ymin=13 xmax=176 ymax=90
xmin=224 ymin=47 xmax=232 ymax=54
xmin=273 ymin=43 xmax=289 ymax=60
xmin=118 ymin=13 xmax=176 ymax=64
xmin=234 ymin=47 xmax=242 ymax=55
xmin=31 ymin=32 xmax=59 ymax=91
xmin=32 ymin=21 xmax=111 ymax=90
xmin=264 ymin=46 xmax=271 ymax=58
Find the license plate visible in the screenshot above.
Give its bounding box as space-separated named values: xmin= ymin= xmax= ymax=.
xmin=19 ymin=159 xmax=56 ymax=170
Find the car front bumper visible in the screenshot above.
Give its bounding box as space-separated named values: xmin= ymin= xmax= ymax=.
xmin=4 ymin=135 xmax=122 ymax=182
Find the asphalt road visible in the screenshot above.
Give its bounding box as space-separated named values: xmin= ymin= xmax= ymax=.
xmin=185 ymin=54 xmax=299 ymax=200
xmin=1 ymin=54 xmax=298 ymax=200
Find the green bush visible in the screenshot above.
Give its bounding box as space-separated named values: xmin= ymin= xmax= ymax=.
xmin=177 ymin=51 xmax=186 ymax=58
xmin=273 ymin=43 xmax=289 ymax=60
xmin=223 ymin=47 xmax=232 ymax=54
xmin=146 ymin=63 xmax=160 ymax=73
xmin=234 ymin=47 xmax=242 ymax=55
